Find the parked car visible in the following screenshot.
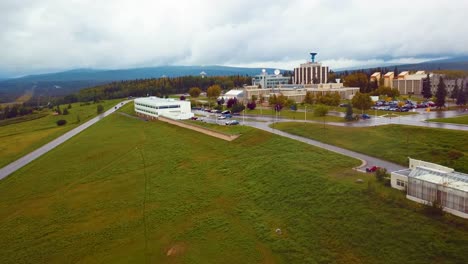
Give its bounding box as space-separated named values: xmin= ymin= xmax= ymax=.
xmin=225 ymin=120 xmax=239 ymax=125
xmin=361 ymin=114 xmax=371 ymax=119
xmin=223 ymin=114 xmax=232 ymax=118
xmin=221 ymin=110 xmax=231 ymax=114
xmin=339 ymin=103 xmax=349 ymax=107
xmin=190 ymin=116 xmax=198 ymax=120
xmin=366 ymin=166 xmax=380 ymax=173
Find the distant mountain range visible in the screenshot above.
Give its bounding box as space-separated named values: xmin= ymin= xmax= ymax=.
xmin=337 ymin=56 xmax=468 ymax=73
xmin=1 ymin=57 xmax=468 ymax=103
xmin=0 ymin=65 xmax=284 ymax=103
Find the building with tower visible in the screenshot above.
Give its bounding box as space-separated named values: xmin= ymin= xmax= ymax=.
xmin=293 ymin=53 xmax=329 ymax=85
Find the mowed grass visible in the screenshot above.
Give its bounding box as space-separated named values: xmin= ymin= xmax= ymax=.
xmin=0 ymin=99 xmax=123 ymax=168
xmin=0 ymin=114 xmax=467 ymax=263
xmin=246 ymin=108 xmax=345 ymax=122
xmin=428 ymin=114 xmax=468 ymax=125
xmin=273 ymin=122 xmax=468 ymax=173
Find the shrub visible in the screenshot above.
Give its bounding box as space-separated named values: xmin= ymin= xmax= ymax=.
xmin=179 ymin=95 xmax=186 ymax=101
xmin=345 ymin=104 xmax=354 ymax=121
xmin=247 ymin=101 xmax=256 ymax=110
xmin=375 ymin=168 xmax=389 ymax=182
xmin=63 ymin=108 xmax=69 ymax=115
xmin=97 ymin=104 xmax=104 ymax=114
xmin=424 ymin=199 xmax=444 ymax=217
xmin=448 ymin=150 xmax=464 ymax=161
xmin=226 ymin=98 xmax=238 ymax=108
xmin=56 ymin=119 xmax=67 ymax=126
xmin=232 ymin=103 xmax=245 ymax=113
xmin=313 ymin=105 xmax=328 ymax=117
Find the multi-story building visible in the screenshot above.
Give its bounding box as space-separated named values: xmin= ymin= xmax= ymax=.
xmin=225 ymin=53 xmax=359 ymax=104
xmin=392 ymin=71 xmax=428 ymax=95
xmin=252 ymin=70 xmax=290 ymax=89
xmin=383 ymin=72 xmax=394 ymax=88
xmin=293 ymin=53 xmax=329 ymax=85
xmin=370 ymin=72 xmax=381 ymax=83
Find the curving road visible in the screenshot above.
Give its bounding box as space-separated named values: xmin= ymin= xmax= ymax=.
xmin=244 ymin=120 xmax=406 ymax=172
xmin=196 ymin=109 xmax=468 ymax=172
xmin=0 ymin=100 xmax=131 ymax=180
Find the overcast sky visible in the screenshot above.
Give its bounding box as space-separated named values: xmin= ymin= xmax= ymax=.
xmin=1 ymin=0 xmax=467 ymax=77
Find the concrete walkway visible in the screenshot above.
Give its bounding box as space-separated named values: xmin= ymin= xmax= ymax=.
xmin=0 ymin=100 xmax=131 ymax=180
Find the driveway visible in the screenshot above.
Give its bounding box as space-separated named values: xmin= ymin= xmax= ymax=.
xmin=0 ymin=100 xmax=131 ymax=180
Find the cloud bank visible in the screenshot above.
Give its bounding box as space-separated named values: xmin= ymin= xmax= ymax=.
xmin=1 ymin=0 xmax=467 ymax=76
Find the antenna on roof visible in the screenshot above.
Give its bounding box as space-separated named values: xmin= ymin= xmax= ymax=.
xmin=310 ymin=52 xmax=317 ymax=63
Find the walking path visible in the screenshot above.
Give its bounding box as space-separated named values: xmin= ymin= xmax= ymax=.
xmin=0 ymin=100 xmax=131 ymax=180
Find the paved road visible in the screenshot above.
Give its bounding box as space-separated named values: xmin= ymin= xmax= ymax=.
xmin=244 ymin=120 xmax=406 ymax=172
xmin=0 ymin=100 xmax=131 ymax=180
xmin=195 ymin=111 xmax=406 ymax=172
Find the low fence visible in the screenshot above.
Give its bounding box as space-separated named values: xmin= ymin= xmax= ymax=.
xmin=158 ymin=116 xmax=239 ymax=141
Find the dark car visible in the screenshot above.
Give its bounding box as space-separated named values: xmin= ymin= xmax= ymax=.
xmin=361 ymin=114 xmax=371 ymax=119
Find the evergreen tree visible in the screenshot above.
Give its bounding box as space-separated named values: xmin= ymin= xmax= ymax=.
xmin=450 ymin=80 xmax=459 ymax=100
xmin=421 ymin=73 xmax=432 ymax=99
xmin=345 ymin=104 xmax=354 ymax=121
xmin=393 ymin=66 xmax=399 ymax=76
xmin=456 ymin=81 xmax=466 ymax=106
xmin=435 ymin=76 xmax=447 ymax=109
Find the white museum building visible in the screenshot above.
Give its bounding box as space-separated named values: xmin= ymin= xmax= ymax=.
xmin=134 ymin=97 xmax=194 ymax=120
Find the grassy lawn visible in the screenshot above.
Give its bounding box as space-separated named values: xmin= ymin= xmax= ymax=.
xmin=246 ymin=108 xmax=345 ymax=122
xmin=0 ymin=113 xmax=467 ymax=263
xmin=117 ymin=100 xmax=136 ymax=116
xmin=0 ymin=99 xmax=123 ymax=168
xmin=428 ymin=114 xmax=468 ymax=125
xmin=183 ymin=119 xmax=249 ymax=135
xmin=273 ymin=123 xmax=468 ymax=173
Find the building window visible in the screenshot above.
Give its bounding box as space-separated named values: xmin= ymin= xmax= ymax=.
xmin=397 ymin=179 xmax=406 ymax=187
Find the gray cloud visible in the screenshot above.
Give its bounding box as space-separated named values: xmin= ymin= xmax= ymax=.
xmin=1 ymin=0 xmax=467 ymax=77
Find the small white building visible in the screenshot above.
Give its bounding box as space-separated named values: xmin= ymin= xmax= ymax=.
xmin=134 ymin=97 xmax=194 ymax=120
xmin=391 ymin=158 xmax=468 ymax=219
xmin=218 ymin=89 xmax=245 ymax=102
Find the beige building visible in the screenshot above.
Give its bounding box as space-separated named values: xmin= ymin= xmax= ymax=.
xmin=383 ymin=72 xmax=394 ymax=88
xmin=370 ymin=72 xmax=381 ymax=83
xmin=392 ymin=71 xmax=428 ymax=95
xmin=240 ymin=82 xmax=359 ymax=104
xmin=293 ymin=53 xmax=329 ymax=85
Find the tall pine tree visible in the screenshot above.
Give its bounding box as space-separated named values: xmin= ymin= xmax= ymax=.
xmin=435 ymin=76 xmax=447 ymax=109
xmin=450 ymin=80 xmax=459 ymax=100
xmin=421 ymin=73 xmax=432 ymax=99
xmin=456 ymin=81 xmax=466 ymax=106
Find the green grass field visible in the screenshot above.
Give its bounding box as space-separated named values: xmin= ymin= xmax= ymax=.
xmin=428 ymin=114 xmax=468 ymax=125
xmin=0 ymin=113 xmax=467 ymax=263
xmin=273 ymin=123 xmax=468 ymax=173
xmin=246 ymin=108 xmax=345 ymax=122
xmin=0 ymin=99 xmax=123 ymax=168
